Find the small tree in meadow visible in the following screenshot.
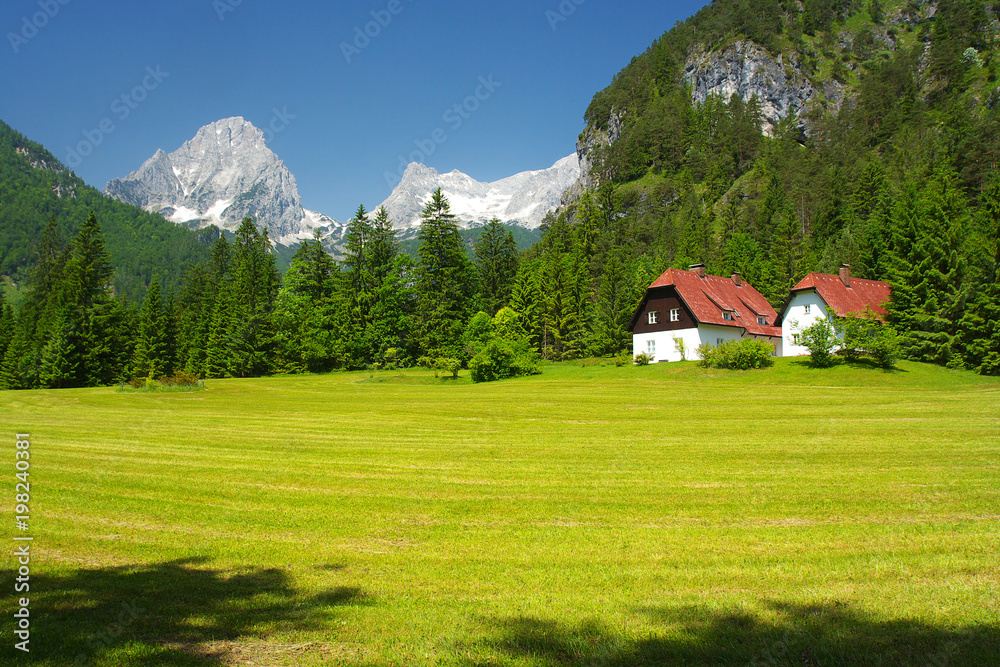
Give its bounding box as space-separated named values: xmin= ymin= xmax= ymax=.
xmin=839 ymin=309 xmax=900 ymax=369
xmin=798 ymin=315 xmax=839 ymax=368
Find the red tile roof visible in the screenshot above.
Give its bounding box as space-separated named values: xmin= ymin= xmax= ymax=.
xmin=781 ymin=273 xmax=891 ymax=321
xmin=638 ymin=268 xmax=782 ymax=337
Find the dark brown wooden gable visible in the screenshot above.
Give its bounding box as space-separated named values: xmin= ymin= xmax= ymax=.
xmin=631 ymin=286 xmax=697 ymax=334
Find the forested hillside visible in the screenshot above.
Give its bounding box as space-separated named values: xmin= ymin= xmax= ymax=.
xmin=524 ymin=0 xmax=1000 ymax=372
xmin=0 ymin=121 xmax=214 ymax=303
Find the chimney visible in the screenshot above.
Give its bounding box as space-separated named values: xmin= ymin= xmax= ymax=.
xmin=689 ymin=263 xmax=706 ymax=278
xmin=731 ymin=272 xmax=742 ymax=286
xmin=839 ymin=263 xmax=851 ymax=287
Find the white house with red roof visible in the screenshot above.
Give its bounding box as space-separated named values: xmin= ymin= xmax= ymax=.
xmin=629 ymin=265 xmax=783 ymax=362
xmin=775 ymin=264 xmax=892 ymax=357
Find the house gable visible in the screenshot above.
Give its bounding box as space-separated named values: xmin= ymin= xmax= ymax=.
xmin=775 ymin=268 xmax=891 ymax=326
xmin=630 ymin=286 xmax=697 ymax=334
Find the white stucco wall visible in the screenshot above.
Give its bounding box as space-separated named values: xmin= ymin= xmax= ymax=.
xmin=781 ymin=290 xmax=831 ymax=356
xmin=632 ymin=327 xmax=702 ymax=362
xmin=633 ymin=325 xmax=781 ymax=362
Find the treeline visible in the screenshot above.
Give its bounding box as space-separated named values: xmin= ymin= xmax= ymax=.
xmin=0 ymin=190 xmax=547 ymax=388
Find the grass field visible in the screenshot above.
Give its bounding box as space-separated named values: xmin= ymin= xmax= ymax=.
xmin=2 ymin=358 xmax=998 ymax=665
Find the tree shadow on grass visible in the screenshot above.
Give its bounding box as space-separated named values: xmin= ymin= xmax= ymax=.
xmin=1 ymin=557 xmax=370 ymax=665
xmin=471 ymin=601 xmax=999 ymax=666
xmin=788 ymin=357 xmax=908 ymax=374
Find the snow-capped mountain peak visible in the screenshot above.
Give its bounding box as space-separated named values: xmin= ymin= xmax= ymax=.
xmin=377 ymin=154 xmax=580 ymax=230
xmin=104 ymin=117 xmax=340 ymax=244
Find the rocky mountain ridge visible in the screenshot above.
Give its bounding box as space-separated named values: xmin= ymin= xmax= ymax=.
xmin=377 ymin=155 xmax=581 ymax=230
xmin=105 ymin=117 xmax=340 ymax=245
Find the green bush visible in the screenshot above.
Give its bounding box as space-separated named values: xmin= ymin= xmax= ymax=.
xmin=469 ymin=338 xmax=540 ymax=383
xmin=697 ymin=339 xmax=775 ymax=370
xmin=465 ymin=309 xmax=541 ymax=383
xmin=613 ymin=350 xmax=632 ymax=367
xmin=798 ymin=317 xmax=839 ymax=368
xmin=435 ymin=358 xmax=462 ymax=379
xmin=839 ymin=312 xmax=899 ymax=369
xmin=633 ymin=352 xmax=653 ymax=366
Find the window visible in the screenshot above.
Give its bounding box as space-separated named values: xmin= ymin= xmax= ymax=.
xmin=717 ymin=338 xmax=724 ymax=347
xmin=647 ymin=339 xmax=655 ymax=355
xmin=792 ymin=334 xmax=801 ymax=345
xmin=757 ymin=315 xmax=767 ymax=325
xmin=648 ymin=311 xmax=658 ymax=325
xmin=670 ymin=308 xmax=680 ymax=322
xmin=804 ymin=304 xmax=811 ymax=315
xmin=723 ymin=311 xmax=734 ymax=321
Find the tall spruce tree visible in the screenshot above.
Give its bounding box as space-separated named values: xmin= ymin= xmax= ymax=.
xmin=508 ymin=267 xmax=544 ymax=354
xmin=59 ymin=211 xmax=118 ymax=386
xmin=474 ymin=218 xmax=519 ymax=316
xmin=369 ymin=206 xmax=399 ymax=286
xmin=132 ymin=281 xmax=171 ymax=379
xmin=227 ymin=218 xmax=281 ymax=377
xmin=415 ymin=189 xmax=476 ymax=358
xmin=887 ymin=171 xmax=968 ymax=365
xmin=343 ymin=204 xmax=375 ymax=297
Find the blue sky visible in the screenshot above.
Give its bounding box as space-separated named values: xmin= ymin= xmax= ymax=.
xmin=1 ymin=0 xmax=708 ymax=221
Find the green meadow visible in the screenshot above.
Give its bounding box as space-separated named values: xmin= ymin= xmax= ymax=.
xmin=2 ymin=359 xmax=998 ymax=665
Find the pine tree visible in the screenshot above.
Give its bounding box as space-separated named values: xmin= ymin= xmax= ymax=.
xmin=274 ymin=232 xmax=345 ymax=373
xmin=415 ymin=189 xmax=476 ymax=358
xmin=206 ymin=279 xmax=234 ymax=378
xmin=474 ymin=218 xmax=519 ymax=316
xmin=592 ymin=251 xmax=631 ymax=356
xmin=285 ymin=232 xmax=336 ymax=301
xmin=508 ymin=268 xmax=544 ymax=353
xmin=369 ymin=206 xmax=399 ymax=286
xmin=366 ymin=254 xmax=417 ymax=365
xmin=542 ymin=251 xmax=589 ymax=360
xmin=227 ymin=218 xmax=280 ymax=377
xmin=132 ymin=281 xmax=170 ymax=379
xmin=343 ymin=204 xmax=375 ymax=297
xmin=886 ymin=171 xmax=968 ymax=365
xmin=58 ymin=210 xmax=116 ymax=386
xmin=37 ymin=310 xmax=81 ymax=389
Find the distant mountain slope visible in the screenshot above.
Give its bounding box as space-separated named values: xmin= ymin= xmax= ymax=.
xmin=377 ymin=155 xmax=580 ymax=230
xmin=105 ymin=117 xmax=342 ymax=246
xmin=0 ymin=120 xmax=212 ymax=302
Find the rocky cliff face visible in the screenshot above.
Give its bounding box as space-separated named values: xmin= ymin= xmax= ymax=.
xmin=683 ymin=40 xmax=835 ymax=135
xmin=105 ymin=117 xmax=338 ymax=245
xmin=377 ymin=155 xmax=580 ymax=230
xmin=570 ymin=39 xmax=845 ymax=193
xmin=563 ymin=110 xmax=624 ymax=203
